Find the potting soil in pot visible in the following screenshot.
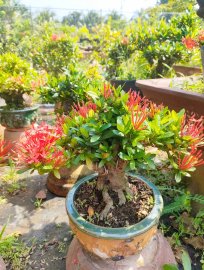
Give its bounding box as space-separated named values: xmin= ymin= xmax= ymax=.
xmin=74 ymin=176 xmax=154 ymax=228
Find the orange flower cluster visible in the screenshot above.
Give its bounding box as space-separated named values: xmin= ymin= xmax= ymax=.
xmin=127 ymin=91 xmax=148 ymax=131
xmin=178 ymin=147 xmax=204 ymax=171
xmin=103 ymin=84 xmax=112 ymax=99
xmin=73 ymin=101 xmax=97 ymax=118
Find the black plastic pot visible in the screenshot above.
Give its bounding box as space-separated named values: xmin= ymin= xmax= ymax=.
xmin=110 ymin=79 xmax=143 ymax=96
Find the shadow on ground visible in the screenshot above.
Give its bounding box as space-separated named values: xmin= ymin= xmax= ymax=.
xmin=0 ymin=168 xmax=73 ymax=269
xmin=22 ymin=222 xmax=73 ymax=270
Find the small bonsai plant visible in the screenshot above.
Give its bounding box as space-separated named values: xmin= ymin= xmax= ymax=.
xmin=60 ymin=85 xmax=204 ymax=220
xmin=0 ymin=53 xmax=46 ymax=109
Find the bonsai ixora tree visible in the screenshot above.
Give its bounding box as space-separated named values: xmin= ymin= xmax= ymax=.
xmin=60 ymin=85 xmax=204 ymax=219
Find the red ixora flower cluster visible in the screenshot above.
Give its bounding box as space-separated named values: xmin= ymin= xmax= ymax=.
xmin=51 ymin=33 xmax=65 ymax=41
xmin=178 ymin=147 xmax=204 ymax=171
xmin=181 ymin=114 xmax=204 ymax=145
xmin=0 ymin=139 xmax=11 ymax=162
xmin=15 ymin=119 xmax=66 ymax=170
xmin=177 ymin=114 xmax=204 ymax=171
xmin=182 ymin=30 xmax=204 ymax=49
xmin=73 ymin=101 xmax=97 ymax=118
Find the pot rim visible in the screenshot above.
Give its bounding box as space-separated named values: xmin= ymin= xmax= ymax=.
xmin=66 ymin=172 xmax=163 ymax=240
xmin=37 ymin=103 xmax=55 ymax=108
xmin=0 ymin=105 xmax=39 ymax=113
xmin=110 ymin=79 xmax=136 ymax=83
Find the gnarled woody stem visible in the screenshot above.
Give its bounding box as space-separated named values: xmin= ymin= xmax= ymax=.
xmin=95 ymin=160 xmax=131 ymax=220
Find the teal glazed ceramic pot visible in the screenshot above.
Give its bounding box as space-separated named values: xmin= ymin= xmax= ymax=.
xmin=66 ymin=172 xmax=163 ymax=259
xmin=0 ymin=105 xmax=39 ymax=129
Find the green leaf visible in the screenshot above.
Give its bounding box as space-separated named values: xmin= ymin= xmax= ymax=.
xmin=102 ymin=130 xmax=115 ymax=139
xmin=99 ymin=123 xmax=111 ymax=132
xmin=86 ymin=90 xmax=99 ymax=99
xmin=43 ymin=165 xmax=53 ymax=170
xmin=80 ymin=127 xmax=89 ymax=138
xmin=182 ymin=251 xmax=191 ymax=270
xmin=90 ymin=135 xmax=100 ymax=143
xmin=158 ymin=132 xmax=174 ymax=139
xmin=162 ymin=264 xmax=178 ymax=270
xmin=129 ymin=160 xmax=136 ymax=170
xmin=112 ymin=130 xmax=124 ymax=136
xmin=147 ymin=159 xmax=156 ymax=169
xmin=98 ymin=160 xmax=105 ymax=168
xmin=117 ymin=117 xmax=125 ymax=133
xmin=17 ymin=167 xmax=30 ymax=174
xmin=86 ymin=157 xmax=93 ymax=169
xmin=118 ymin=152 xmax=131 ymax=161
xmin=75 ymin=137 xmax=85 ymax=144
xmin=53 ymin=170 xmax=61 ymax=179
xmin=175 ymin=172 xmax=182 ymax=183
xmin=73 ymin=155 xmax=81 ymax=165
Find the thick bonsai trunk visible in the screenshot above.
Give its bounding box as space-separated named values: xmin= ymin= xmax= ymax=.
xmin=96 ymin=160 xmax=131 ymax=219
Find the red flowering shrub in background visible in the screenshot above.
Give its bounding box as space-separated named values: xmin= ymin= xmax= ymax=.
xmin=15 ymin=117 xmax=66 ymax=178
xmin=182 ymin=30 xmax=204 ymax=49
xmin=0 ymin=139 xmax=11 ymax=163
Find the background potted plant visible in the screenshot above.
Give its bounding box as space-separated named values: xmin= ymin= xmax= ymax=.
xmin=49 ymin=63 xmax=103 ymax=115
xmin=0 ymin=52 xmax=46 ymax=144
xmin=35 ymin=75 xmax=58 ymax=125
xmin=31 ymin=32 xmax=80 ymax=78
xmin=101 ymin=33 xmax=141 ymax=93
xmin=135 ymin=10 xmax=197 ymax=79
xmin=59 ymin=85 xmax=203 ymax=268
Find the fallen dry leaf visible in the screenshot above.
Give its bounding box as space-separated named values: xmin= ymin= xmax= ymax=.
xmin=35 ymin=190 xmax=47 ymax=200
xmin=87 ymin=206 xmax=94 ymax=217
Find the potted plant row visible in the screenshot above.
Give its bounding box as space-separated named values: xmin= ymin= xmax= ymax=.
xmin=56 ymin=85 xmax=203 ymax=269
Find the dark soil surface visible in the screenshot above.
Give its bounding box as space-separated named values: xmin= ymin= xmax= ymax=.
xmin=74 ymin=177 xmax=154 ymax=228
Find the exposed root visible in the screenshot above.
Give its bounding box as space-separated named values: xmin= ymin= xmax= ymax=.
xmin=113 ymin=188 xmax=126 ymax=205
xmin=125 ymin=182 xmax=134 ymax=196
xmin=100 ymin=188 xmax=113 ymax=220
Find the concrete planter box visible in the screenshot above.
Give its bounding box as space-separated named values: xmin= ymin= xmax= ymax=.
xmin=136 ymin=77 xmax=204 ymax=117
xmin=173 ymin=65 xmax=202 ymax=76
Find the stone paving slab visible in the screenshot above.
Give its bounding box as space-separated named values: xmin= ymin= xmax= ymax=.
xmin=0 ymin=168 xmax=72 ymax=270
